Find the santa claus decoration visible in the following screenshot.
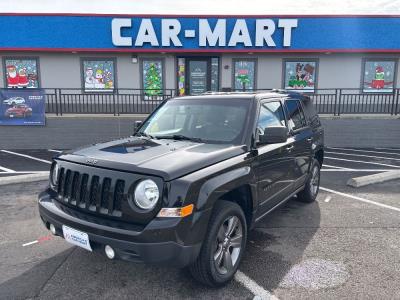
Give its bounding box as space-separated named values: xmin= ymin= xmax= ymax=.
xmin=6 ymin=65 xmax=19 ymax=88
xmin=18 ymin=68 xmax=29 ymax=88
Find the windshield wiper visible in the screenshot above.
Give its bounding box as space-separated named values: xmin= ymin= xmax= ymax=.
xmin=136 ymin=132 xmax=156 ymax=139
xmin=159 ymin=134 xmax=204 ymax=143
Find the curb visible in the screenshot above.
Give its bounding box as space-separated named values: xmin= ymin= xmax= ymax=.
xmin=0 ymin=172 xmax=50 ymax=186
xmin=347 ymin=170 xmax=400 ymax=188
xmin=319 ymin=114 xmax=400 ymax=120
xmin=46 ymin=114 xmax=148 ymax=118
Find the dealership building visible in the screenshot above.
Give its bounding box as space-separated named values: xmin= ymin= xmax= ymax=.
xmin=1 ymin=14 xmax=400 ymax=96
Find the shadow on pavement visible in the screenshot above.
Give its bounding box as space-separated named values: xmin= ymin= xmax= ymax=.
xmin=0 ymin=198 xmax=320 ymax=299
xmin=0 ymin=248 xmax=74 ymax=300
xmin=239 ymin=198 xmax=321 ymax=291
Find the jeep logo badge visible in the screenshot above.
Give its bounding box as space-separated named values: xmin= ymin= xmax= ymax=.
xmin=86 ymin=158 xmax=98 ymax=165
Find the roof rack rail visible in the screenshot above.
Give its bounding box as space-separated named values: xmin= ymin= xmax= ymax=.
xmin=198 ymin=89 xmax=306 ymax=97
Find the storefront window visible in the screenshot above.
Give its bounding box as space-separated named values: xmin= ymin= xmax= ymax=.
xmin=177 ymin=58 xmax=186 ymax=96
xmin=82 ymin=58 xmax=115 ymax=92
xmin=4 ymin=57 xmax=40 ymax=88
xmin=233 ymin=59 xmax=256 ymax=91
xmin=362 ymin=59 xmax=396 ymax=93
xmin=211 ymin=57 xmax=219 ymax=92
xmin=284 ymin=60 xmax=317 ymax=92
xmin=142 ymin=59 xmax=164 ymax=97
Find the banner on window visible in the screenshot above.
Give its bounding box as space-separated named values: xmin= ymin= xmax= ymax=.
xmin=0 ymin=89 xmax=46 ymax=126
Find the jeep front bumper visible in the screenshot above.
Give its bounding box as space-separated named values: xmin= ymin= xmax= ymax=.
xmin=38 ymin=191 xmax=206 ymax=268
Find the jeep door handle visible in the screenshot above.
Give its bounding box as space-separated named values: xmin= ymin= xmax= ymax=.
xmin=286 ymin=145 xmax=294 ymax=152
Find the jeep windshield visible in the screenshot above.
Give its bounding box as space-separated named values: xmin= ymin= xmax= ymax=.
xmin=137 ymin=98 xmax=251 ymax=144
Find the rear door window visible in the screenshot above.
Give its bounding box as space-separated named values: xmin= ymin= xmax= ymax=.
xmin=285 ymin=99 xmax=307 ymax=131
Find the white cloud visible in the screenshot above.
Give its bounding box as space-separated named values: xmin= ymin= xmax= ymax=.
xmin=0 ymin=0 xmax=399 ymax=14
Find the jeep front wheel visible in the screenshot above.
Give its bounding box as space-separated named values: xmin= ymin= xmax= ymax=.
xmin=189 ymin=200 xmax=247 ymax=287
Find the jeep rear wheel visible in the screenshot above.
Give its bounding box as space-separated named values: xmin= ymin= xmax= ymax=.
xmin=189 ymin=200 xmax=247 ymax=287
xmin=296 ymin=159 xmax=321 ymax=203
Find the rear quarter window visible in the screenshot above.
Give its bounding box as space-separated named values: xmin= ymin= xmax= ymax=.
xmin=285 ymin=99 xmax=308 ymax=131
xmin=301 ymin=98 xmax=321 ymax=127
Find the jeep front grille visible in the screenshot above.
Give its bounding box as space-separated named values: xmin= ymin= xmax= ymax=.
xmin=57 ymin=167 xmax=124 ymax=217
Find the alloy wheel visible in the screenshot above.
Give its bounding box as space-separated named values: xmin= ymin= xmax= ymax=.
xmin=214 ymin=215 xmax=243 ymax=275
xmin=310 ymin=165 xmax=320 ymax=197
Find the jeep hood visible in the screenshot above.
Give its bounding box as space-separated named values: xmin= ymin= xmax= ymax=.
xmin=57 ymin=137 xmax=246 ymax=181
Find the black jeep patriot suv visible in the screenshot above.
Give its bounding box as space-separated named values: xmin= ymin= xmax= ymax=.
xmin=38 ymin=91 xmax=324 ymax=286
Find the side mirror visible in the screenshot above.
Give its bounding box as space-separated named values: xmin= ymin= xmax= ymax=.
xmin=133 ymin=120 xmax=143 ymax=134
xmin=259 ymin=125 xmax=288 ymax=144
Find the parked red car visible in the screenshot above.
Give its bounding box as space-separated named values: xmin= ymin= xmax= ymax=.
xmin=5 ymin=104 xmax=32 ymax=118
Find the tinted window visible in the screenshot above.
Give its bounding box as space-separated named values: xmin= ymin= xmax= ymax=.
xmin=302 ymin=98 xmax=321 ymax=127
xmin=285 ymin=99 xmax=307 ymax=131
xmin=139 ymin=99 xmax=250 ymax=144
xmin=257 ymin=101 xmax=286 ymax=134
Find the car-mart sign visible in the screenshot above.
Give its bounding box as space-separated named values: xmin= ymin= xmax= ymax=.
xmin=111 ymin=18 xmax=298 ymax=48
xmin=1 ymin=14 xmax=400 ymax=52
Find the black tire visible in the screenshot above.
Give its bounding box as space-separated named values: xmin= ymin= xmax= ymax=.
xmin=296 ymin=159 xmax=321 ymax=203
xmin=189 ymin=200 xmax=247 ymax=287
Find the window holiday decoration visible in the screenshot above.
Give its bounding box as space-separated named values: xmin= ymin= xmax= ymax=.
xmin=178 ymin=58 xmax=186 ymax=96
xmin=82 ymin=59 xmax=115 ymax=92
xmin=234 ymin=60 xmax=256 ymax=91
xmin=4 ymin=58 xmax=39 ymax=88
xmin=362 ymin=60 xmax=396 ymax=93
xmin=142 ymin=59 xmax=164 ymax=97
xmin=284 ymin=60 xmax=317 ymax=92
xmin=211 ymin=58 xmax=219 ymax=92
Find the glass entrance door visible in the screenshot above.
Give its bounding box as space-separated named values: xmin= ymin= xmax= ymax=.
xmin=186 ymin=58 xmax=211 ymax=95
xmin=177 ymin=57 xmax=219 ymax=96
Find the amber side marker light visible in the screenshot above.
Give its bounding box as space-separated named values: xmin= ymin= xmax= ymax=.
xmin=157 ymin=204 xmax=194 ymax=218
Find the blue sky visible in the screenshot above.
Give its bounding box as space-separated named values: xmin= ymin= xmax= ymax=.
xmin=0 ymin=0 xmax=399 ymax=14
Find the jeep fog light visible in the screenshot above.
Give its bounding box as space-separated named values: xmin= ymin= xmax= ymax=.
xmin=134 ymin=179 xmax=159 ymax=209
xmin=157 ymin=204 xmax=194 ymax=218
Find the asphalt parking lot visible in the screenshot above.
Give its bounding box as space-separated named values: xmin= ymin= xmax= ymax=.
xmin=0 ymin=147 xmax=400 ymax=299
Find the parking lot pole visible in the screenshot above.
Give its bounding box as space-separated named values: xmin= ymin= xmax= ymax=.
xmin=59 ymin=89 xmax=63 ymax=116
xmin=337 ymin=89 xmax=342 ymax=116
xmin=394 ymin=88 xmax=400 ymax=115
xmin=54 ymin=88 xmax=59 ymax=116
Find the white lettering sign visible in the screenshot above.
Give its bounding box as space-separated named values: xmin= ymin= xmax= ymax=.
xmin=199 ymin=19 xmax=226 ymax=46
xmin=111 ymin=18 xmax=298 ymax=48
xmin=228 ymin=19 xmax=252 ymax=47
xmin=161 ymin=19 xmax=182 ymax=46
xmin=135 ymin=19 xmax=159 ymax=46
xmin=111 ymin=18 xmax=132 ymax=46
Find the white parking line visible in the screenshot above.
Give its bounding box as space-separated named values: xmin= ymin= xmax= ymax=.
xmin=327 ymin=147 xmax=400 ymax=157
xmin=323 ymin=164 xmax=353 ymax=170
xmin=321 ymin=169 xmax=395 ymax=172
xmin=0 ymin=165 xmax=15 ymax=172
xmin=320 ymin=187 xmax=400 ymax=212
xmin=325 ymin=151 xmax=400 ymax=162
xmin=0 ymin=171 xmax=50 ymax=174
xmin=22 ymin=240 xmax=39 ymax=247
xmin=0 ymin=150 xmax=52 ymax=164
xmin=48 ymin=149 xmax=63 ymax=153
xmin=235 ymin=270 xmax=279 ymax=300
xmin=325 ymin=156 xmax=400 ymax=169
xmin=375 ymin=147 xmax=400 ymax=151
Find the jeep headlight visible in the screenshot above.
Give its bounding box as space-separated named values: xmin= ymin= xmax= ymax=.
xmin=134 ymin=179 xmax=159 ymax=210
xmin=50 ymin=162 xmax=59 ymax=187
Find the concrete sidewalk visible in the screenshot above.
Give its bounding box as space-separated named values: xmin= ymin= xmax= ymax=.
xmin=0 ymin=115 xmax=399 ymax=149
